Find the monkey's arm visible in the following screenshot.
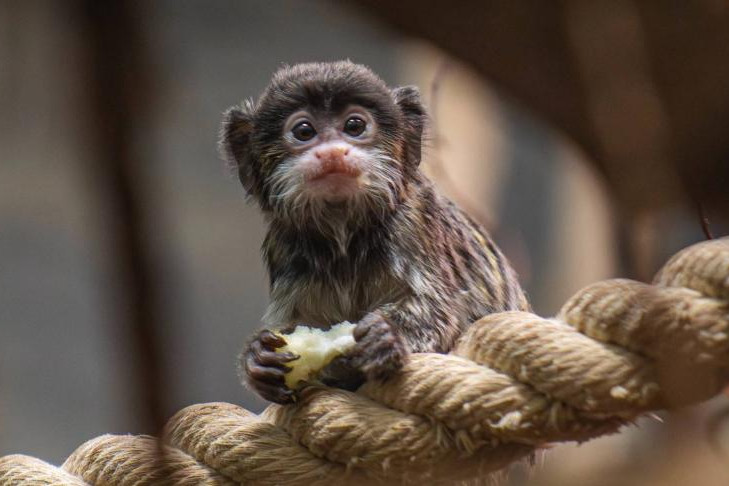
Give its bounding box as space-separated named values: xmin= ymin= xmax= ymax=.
xmin=346 ymin=311 xmax=408 ymax=381
xmin=347 ymin=289 xmax=463 ymax=382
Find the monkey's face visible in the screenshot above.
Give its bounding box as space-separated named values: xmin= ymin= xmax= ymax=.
xmin=269 ymin=105 xmax=399 ymax=211
xmin=221 ymin=61 xmax=425 ymax=229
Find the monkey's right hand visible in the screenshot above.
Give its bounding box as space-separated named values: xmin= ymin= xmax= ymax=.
xmin=242 ymin=329 xmax=299 ymax=404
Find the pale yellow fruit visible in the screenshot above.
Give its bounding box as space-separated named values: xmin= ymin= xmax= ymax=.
xmin=275 ymin=322 xmax=356 ymax=389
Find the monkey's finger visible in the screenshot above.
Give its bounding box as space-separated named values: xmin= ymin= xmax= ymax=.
xmin=259 ymin=329 xmax=287 ymax=349
xmin=353 ymin=317 xmax=389 ymax=341
xmin=353 ymin=321 xmax=374 ymax=341
xmin=253 ymin=381 xmax=295 ymax=404
xmin=257 ymin=349 xmax=299 ymax=368
xmin=246 ymin=356 xmax=287 ymax=385
xmin=250 ymin=340 xmax=299 ymax=365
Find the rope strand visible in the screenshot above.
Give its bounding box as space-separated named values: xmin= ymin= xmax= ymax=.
xmin=2 ymin=238 xmax=727 ymax=485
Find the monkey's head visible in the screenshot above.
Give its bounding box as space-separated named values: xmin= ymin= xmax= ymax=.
xmin=220 ymin=61 xmax=426 ymax=230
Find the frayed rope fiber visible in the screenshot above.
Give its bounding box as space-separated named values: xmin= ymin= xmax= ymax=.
xmin=2 ymin=238 xmax=728 ymax=485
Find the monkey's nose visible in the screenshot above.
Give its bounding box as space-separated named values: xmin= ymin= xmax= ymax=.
xmin=315 ymin=145 xmax=350 ymax=160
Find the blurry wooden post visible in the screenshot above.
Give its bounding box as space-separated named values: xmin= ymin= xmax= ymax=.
xmin=354 ymin=0 xmax=729 ymax=275
xmin=75 ymin=0 xmax=167 ymax=435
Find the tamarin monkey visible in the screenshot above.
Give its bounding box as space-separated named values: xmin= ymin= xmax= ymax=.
xmin=220 ymin=61 xmax=528 ymax=404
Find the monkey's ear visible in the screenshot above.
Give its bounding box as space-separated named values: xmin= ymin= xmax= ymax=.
xmin=219 ymin=104 xmax=257 ymax=195
xmin=392 ymin=86 xmax=426 ymax=167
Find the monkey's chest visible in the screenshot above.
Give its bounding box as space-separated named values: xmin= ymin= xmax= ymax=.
xmin=271 ymin=268 xmax=406 ymax=327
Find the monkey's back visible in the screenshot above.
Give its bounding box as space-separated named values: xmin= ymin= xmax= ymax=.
xmin=383 ymin=176 xmax=529 ymax=352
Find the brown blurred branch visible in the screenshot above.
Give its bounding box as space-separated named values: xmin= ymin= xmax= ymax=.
xmin=75 ymin=0 xmax=167 ymax=434
xmin=696 ymin=200 xmax=714 ymax=240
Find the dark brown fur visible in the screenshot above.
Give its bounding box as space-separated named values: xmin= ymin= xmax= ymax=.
xmin=221 ymin=61 xmax=528 ymax=403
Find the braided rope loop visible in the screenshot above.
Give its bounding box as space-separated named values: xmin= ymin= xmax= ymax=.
xmin=0 ymin=455 xmax=88 ymax=486
xmin=0 ymin=237 xmax=727 ymax=485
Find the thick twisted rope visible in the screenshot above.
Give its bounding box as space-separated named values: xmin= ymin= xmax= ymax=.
xmin=1 ymin=238 xmax=727 ymax=485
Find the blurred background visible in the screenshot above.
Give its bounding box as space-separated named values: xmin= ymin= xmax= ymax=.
xmin=1 ymin=1 xmax=728 ymax=484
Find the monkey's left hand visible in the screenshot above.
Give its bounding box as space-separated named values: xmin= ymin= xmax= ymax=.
xmin=348 ymin=312 xmax=407 ymax=381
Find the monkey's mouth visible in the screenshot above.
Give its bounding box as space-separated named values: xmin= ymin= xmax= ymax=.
xmin=305 ymin=159 xmax=362 ymax=182
xmin=304 ymin=160 xmax=363 ymax=200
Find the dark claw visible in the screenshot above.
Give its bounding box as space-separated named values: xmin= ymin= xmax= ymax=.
xmin=251 ymin=339 xmax=299 ymax=368
xmin=257 ymin=349 xmax=299 ymax=367
xmin=259 ymin=329 xmax=287 ymax=348
xmin=246 ymin=355 xmax=286 ymax=384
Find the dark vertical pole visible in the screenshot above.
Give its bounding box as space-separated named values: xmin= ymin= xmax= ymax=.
xmin=75 ymin=0 xmax=167 ymax=435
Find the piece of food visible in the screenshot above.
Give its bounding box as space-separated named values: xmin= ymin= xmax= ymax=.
xmin=275 ymin=322 xmax=357 ymax=389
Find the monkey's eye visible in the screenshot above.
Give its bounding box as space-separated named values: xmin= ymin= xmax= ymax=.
xmin=291 ymin=121 xmax=317 ymax=142
xmin=343 ymin=117 xmax=367 ymax=137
